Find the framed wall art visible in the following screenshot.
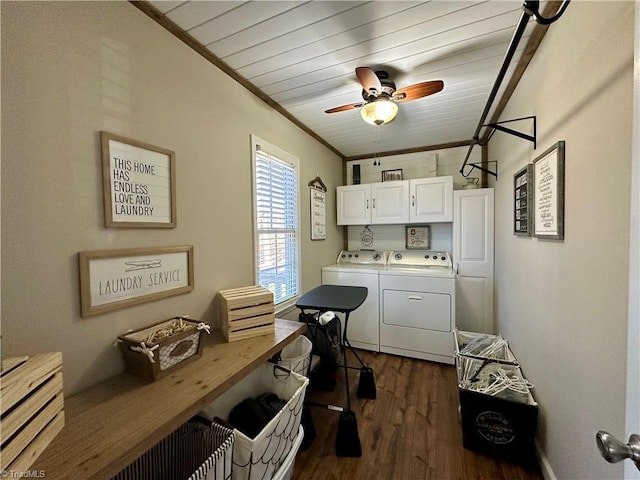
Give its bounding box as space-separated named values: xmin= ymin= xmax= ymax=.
xmin=310 ymin=187 xmax=326 ymax=240
xmin=513 ymin=164 xmax=532 ymax=236
xmin=533 ymin=141 xmax=565 ymax=240
xmin=79 ymin=245 xmax=194 ymax=317
xmin=406 ymin=225 xmax=431 ymax=249
xmin=101 ymin=131 xmax=177 ymax=228
xmin=382 ymin=169 xmax=403 ymax=182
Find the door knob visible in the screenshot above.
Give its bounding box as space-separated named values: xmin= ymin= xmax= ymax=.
xmin=596 ymin=430 xmax=640 ymax=471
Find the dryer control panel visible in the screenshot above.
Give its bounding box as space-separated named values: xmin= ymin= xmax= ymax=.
xmin=388 ymin=250 xmax=452 ymax=268
xmin=337 ymin=250 xmax=387 ymax=265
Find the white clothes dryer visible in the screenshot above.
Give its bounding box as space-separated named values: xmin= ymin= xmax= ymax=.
xmin=379 ymin=250 xmax=456 ymax=364
xmin=321 ymin=250 xmax=386 ymax=352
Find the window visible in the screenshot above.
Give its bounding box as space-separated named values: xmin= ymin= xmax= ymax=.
xmin=251 ymin=136 xmax=300 ymax=309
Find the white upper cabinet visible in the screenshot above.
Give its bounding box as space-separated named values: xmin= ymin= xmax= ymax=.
xmin=370 ymin=180 xmax=410 ymax=224
xmin=409 ymin=176 xmax=453 ymax=223
xmin=337 ymin=184 xmax=371 ymax=225
xmin=337 ymin=176 xmax=453 ymax=225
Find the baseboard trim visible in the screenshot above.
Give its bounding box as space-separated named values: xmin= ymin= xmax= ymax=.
xmin=536 ymin=440 xmax=557 ymax=480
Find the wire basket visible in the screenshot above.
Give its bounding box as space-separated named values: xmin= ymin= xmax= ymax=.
xmin=277 ymin=335 xmax=313 ymax=376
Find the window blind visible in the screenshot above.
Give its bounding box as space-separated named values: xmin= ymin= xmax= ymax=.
xmin=254 ymin=148 xmax=299 ymax=305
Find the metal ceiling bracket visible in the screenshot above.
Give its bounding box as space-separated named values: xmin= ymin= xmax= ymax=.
xmin=483 ymin=115 xmax=537 ymax=149
xmin=458 ymin=8 xmax=532 ymax=178
xmin=466 ymin=161 xmax=498 ymax=180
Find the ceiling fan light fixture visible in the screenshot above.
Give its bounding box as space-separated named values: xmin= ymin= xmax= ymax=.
xmin=360 ymin=99 xmax=398 ymax=125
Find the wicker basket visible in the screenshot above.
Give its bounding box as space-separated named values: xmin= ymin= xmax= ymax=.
xmin=118 ymin=317 xmax=210 ymax=381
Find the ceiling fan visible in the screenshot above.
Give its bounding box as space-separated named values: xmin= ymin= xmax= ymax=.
xmin=325 ymin=67 xmax=444 ymax=125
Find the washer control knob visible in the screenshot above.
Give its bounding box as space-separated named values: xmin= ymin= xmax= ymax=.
xmin=395 ymin=253 xmax=402 ymax=260
xmin=373 ymin=254 xmax=381 ymax=261
xmin=348 ymin=254 xmax=352 ymax=258
xmin=432 ymin=255 xmax=438 ymax=259
xmin=354 ymin=253 xmax=359 ymax=258
xmin=341 ymin=254 xmax=346 ymax=258
xmin=441 ymin=256 xmax=446 ymax=261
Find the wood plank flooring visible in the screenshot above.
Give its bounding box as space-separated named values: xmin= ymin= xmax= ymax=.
xmin=292 ymin=350 xmax=544 ymax=480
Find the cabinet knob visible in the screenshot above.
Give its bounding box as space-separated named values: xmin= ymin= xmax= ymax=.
xmin=412 ymin=195 xmax=415 ymax=206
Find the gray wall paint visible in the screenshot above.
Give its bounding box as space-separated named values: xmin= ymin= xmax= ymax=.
xmin=1 ymin=2 xmax=344 ymax=394
xmin=491 ymin=2 xmax=635 ymax=478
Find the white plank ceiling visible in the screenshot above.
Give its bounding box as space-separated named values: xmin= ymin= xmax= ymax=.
xmin=145 ymin=0 xmax=538 ymax=158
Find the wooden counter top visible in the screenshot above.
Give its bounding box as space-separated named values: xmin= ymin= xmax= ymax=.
xmin=32 ymin=319 xmax=305 ymax=480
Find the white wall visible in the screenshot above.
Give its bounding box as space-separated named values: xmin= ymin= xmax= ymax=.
xmin=0 ymin=2 xmax=344 ymax=394
xmin=490 ymin=2 xmax=635 ymax=479
xmin=345 ymin=145 xmax=481 ymax=188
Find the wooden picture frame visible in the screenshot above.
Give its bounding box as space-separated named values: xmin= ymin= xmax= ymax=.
xmin=406 ymin=225 xmax=431 ymax=250
xmin=79 ymin=245 xmax=194 ymax=317
xmin=533 ymin=141 xmax=565 ymax=240
xmin=513 ymin=164 xmax=532 ymax=236
xmin=101 ymin=131 xmax=176 ymax=228
xmin=382 ymin=169 xmax=403 ymax=182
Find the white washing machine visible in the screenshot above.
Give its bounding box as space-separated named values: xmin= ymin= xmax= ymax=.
xmin=321 ymin=250 xmax=386 ymax=352
xmin=379 ymin=250 xmax=456 ymax=364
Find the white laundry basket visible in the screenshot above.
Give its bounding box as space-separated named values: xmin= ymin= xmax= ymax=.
xmin=272 ymin=425 xmax=304 ymax=480
xmin=199 ymin=363 xmax=309 ymax=480
xmin=278 ymin=335 xmax=313 ymax=376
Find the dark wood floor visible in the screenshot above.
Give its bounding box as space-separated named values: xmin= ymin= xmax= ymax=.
xmin=292 ymin=350 xmax=544 ymax=480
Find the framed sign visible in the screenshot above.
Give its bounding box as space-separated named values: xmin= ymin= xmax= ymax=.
xmin=533 ymin=141 xmax=565 ymax=240
xmin=79 ymin=245 xmax=194 ymax=317
xmin=101 ymin=131 xmax=177 ymax=228
xmin=310 ymin=187 xmax=326 ymax=240
xmin=406 ymin=225 xmax=431 ymax=250
xmin=513 ymin=164 xmax=532 ymax=236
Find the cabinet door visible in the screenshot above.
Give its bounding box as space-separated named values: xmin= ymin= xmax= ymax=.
xmin=410 ymin=176 xmax=453 ymax=222
xmin=371 ymin=180 xmax=409 ymax=224
xmin=337 ymin=184 xmax=370 ymax=225
xmin=453 ymin=189 xmax=494 ymax=333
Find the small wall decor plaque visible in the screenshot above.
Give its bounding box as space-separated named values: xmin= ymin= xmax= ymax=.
xmin=382 ymin=169 xmax=403 ymax=182
xmin=406 ymin=225 xmax=431 ymax=249
xmin=101 ymin=131 xmax=176 ymax=228
xmin=78 ymin=245 xmax=194 ymax=317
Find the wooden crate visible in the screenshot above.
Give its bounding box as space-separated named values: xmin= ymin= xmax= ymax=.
xmin=118 ymin=317 xmax=209 ymax=381
xmin=219 ymin=285 xmax=275 ymax=342
xmin=0 ymin=352 xmax=65 ymax=473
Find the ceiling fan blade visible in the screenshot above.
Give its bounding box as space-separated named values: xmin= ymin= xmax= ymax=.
xmin=324 ymin=102 xmax=366 ymax=114
xmin=394 ymin=80 xmax=444 ymax=102
xmin=355 ymin=67 xmax=382 ymax=94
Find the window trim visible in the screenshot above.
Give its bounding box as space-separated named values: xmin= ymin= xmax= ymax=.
xmin=250 ymin=135 xmax=301 ymax=313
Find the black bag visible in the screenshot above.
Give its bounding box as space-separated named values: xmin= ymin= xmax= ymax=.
xmin=228 ymin=392 xmax=287 ymax=439
xmin=299 ymin=312 xmax=343 ymax=391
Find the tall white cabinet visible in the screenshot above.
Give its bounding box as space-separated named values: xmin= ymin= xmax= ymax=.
xmin=453 ymin=188 xmax=495 ymax=333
